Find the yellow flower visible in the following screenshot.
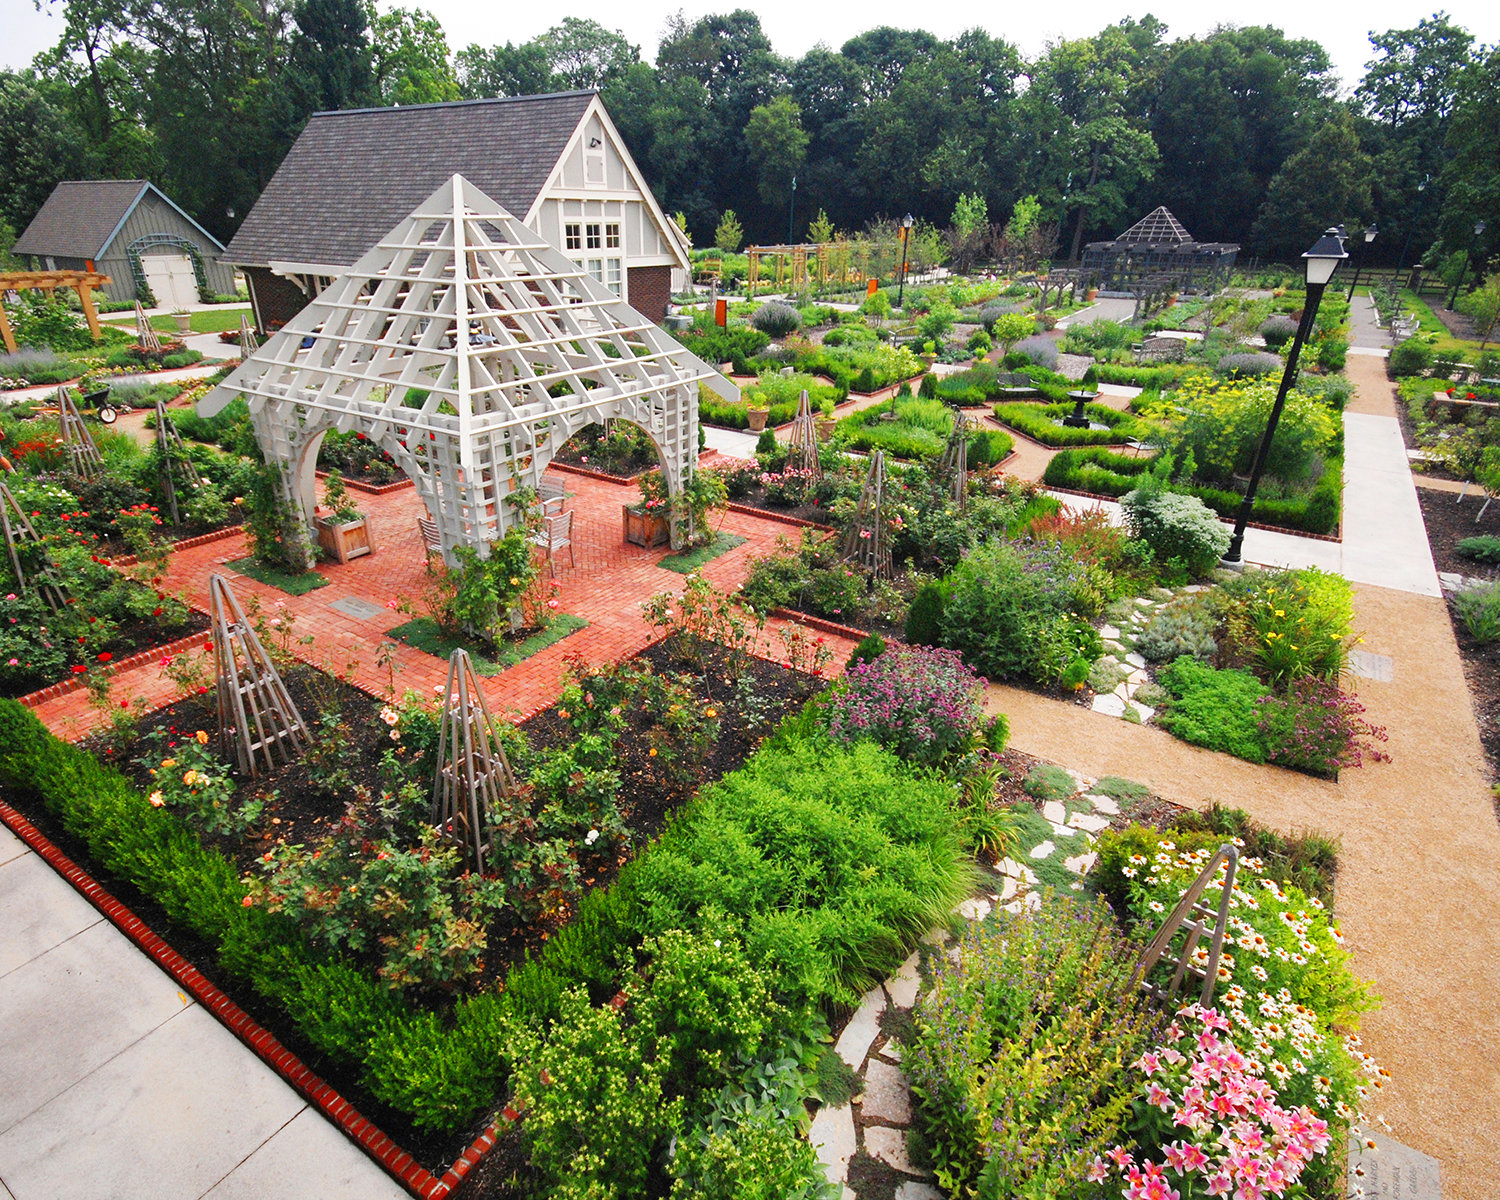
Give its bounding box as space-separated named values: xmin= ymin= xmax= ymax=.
xmin=161 ymin=758 xmax=177 ymax=769
xmin=705 ymin=708 xmax=717 ymax=718
xmin=1274 ymin=609 xmax=1285 ymax=618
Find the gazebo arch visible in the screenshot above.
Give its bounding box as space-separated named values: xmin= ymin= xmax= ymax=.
xmin=197 ymin=174 xmax=737 ymax=560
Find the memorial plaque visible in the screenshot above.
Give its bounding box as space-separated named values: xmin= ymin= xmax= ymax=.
xmin=1348 ymin=1130 xmax=1441 ymax=1200
xmin=1348 ymin=649 xmax=1395 ymax=682
xmin=328 ymin=596 xmax=385 ymax=621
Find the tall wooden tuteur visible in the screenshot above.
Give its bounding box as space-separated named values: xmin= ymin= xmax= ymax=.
xmin=432 ymin=648 xmax=519 ymax=873
xmin=1129 ymin=843 xmax=1239 ymax=1007
xmin=134 ymin=301 xmax=162 ymax=354
xmin=237 ymin=314 xmax=258 ymax=358
xmin=209 ymin=573 xmax=308 ymax=777
xmin=786 ymin=388 xmax=822 ymax=477
xmin=0 ymin=481 xmax=66 ymax=611
xmin=154 ymin=397 xmax=202 ymax=525
xmin=940 ymin=411 xmax=971 ymax=512
xmin=841 ymin=449 xmax=893 ymax=578
xmin=56 ymin=387 xmax=104 ymax=480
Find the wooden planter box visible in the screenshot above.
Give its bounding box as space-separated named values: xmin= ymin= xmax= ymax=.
xmin=623 ymin=504 xmax=671 ymax=548
xmin=314 ymin=515 xmax=374 ymax=563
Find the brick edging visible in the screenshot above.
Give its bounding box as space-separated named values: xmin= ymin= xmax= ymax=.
xmin=771 ymin=608 xmax=869 ymax=641
xmin=725 ymin=502 xmax=835 ymax=531
xmin=114 ymin=523 xmax=244 ymax=567
xmin=549 ymin=460 xmax=643 ymax=485
xmin=1043 ymin=485 xmax=1343 ymax=543
xmin=17 ymin=624 xmax=211 ymax=709
xmin=0 ymin=800 xmax=498 ymax=1199
xmin=314 ymin=469 xmax=415 ymax=497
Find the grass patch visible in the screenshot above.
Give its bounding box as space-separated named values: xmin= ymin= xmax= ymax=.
xmin=1021 ymin=763 xmax=1077 ymax=803
xmin=385 ymin=614 xmax=587 ymax=674
xmin=1093 ymin=776 xmax=1149 ymax=807
xmin=1396 ymin=289 xmax=1485 ymax=358
xmin=991 ymin=401 xmax=1140 ymax=447
xmin=657 ymin=531 xmax=746 ymax=573
xmin=106 ymin=306 xmax=253 ymax=335
xmin=227 ymin=556 xmax=328 ymax=595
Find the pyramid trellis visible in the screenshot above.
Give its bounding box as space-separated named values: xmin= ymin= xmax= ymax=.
xmin=208 ymin=573 xmax=308 ymax=777
xmin=0 ymin=481 xmax=66 ymax=611
xmin=56 ymin=387 xmax=104 ymax=480
xmin=432 ymin=648 xmax=522 ymax=872
xmin=154 ymin=397 xmax=202 ymax=525
xmin=237 ymin=315 xmax=258 ymax=358
xmin=196 ymin=174 xmax=737 ymax=561
xmin=1129 ymin=844 xmax=1239 ymax=1007
xmin=134 ymin=301 xmax=161 ymax=354
xmin=841 ymin=450 xmax=894 ymax=578
xmin=786 ymin=389 xmax=822 ymax=477
xmin=1116 ymin=206 xmax=1192 ymax=245
xmin=940 ymin=412 xmax=971 ymax=511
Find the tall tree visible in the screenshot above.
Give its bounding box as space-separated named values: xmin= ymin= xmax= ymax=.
xmin=534 ymin=18 xmax=637 ymax=91
xmin=369 ymin=6 xmax=458 ymax=105
xmin=290 ymin=0 xmax=372 ymax=113
xmin=0 ymin=70 xmax=99 ymax=233
xmin=744 ymin=94 xmax=807 ymax=210
xmin=1434 ymin=45 xmax=1500 ymax=276
xmin=1251 ymin=113 xmax=1375 ymax=260
xmin=455 ymin=41 xmax=552 ymax=98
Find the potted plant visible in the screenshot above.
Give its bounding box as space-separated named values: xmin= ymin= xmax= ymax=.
xmin=171 ymin=308 xmax=192 ymax=335
xmin=313 ymin=470 xmax=374 ymax=562
xmin=746 ymin=399 xmax=770 ymax=432
xmin=816 ymin=398 xmax=838 ymax=440
xmin=623 ymin=470 xmax=673 ymax=548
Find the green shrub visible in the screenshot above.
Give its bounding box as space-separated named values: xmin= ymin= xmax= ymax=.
xmin=1454 ymin=581 xmax=1500 ymax=644
xmin=1387 ymin=338 xmax=1432 ymax=377
xmin=847 ymin=632 xmax=886 ymax=669
xmin=991 ymin=401 xmax=1136 ymax=447
xmin=1220 ymin=567 xmax=1353 ymax=685
xmin=1137 ymin=594 xmax=1218 ymax=663
xmin=1217 ymin=351 xmax=1284 ymax=378
xmin=1155 ymin=657 xmax=1269 ymax=762
xmin=1316 ymin=337 xmax=1347 ymax=372
xmin=966 ymin=428 xmax=1013 ymax=467
xmin=1259 ymin=315 xmax=1297 ymax=348
xmin=1021 ymin=763 xmax=1076 ymax=802
xmin=1457 ymin=535 xmax=1500 ymax=565
xmin=1257 ymin=677 xmax=1389 ymax=776
xmin=826 ymin=645 xmax=987 ymax=769
xmin=905 ymin=579 xmax=950 ymax=645
xmin=752 ymin=302 xmax=801 ymax=338
xmin=1120 ymin=484 xmax=1230 ymax=578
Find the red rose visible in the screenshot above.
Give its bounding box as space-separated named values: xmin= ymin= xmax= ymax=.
xmin=97 ymin=652 xmax=112 ymax=663
xmin=72 ymin=665 xmax=87 ymax=674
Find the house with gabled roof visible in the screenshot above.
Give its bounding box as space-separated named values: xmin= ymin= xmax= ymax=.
xmin=13 ymin=180 xmax=237 ymax=307
xmin=224 ymin=89 xmax=690 ymax=333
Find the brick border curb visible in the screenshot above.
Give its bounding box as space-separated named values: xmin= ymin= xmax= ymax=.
xmin=314 ymin=469 xmax=416 ymax=497
xmin=114 ymin=523 xmax=244 ymax=567
xmin=1043 ymin=484 xmax=1343 ymax=543
xmin=770 ymin=608 xmax=869 ymax=641
xmin=17 ymin=623 xmax=211 ymax=709
xmin=725 ymin=502 xmax=835 ymax=531
xmin=0 ymin=799 xmax=499 ymax=1200
xmin=548 ymin=460 xmax=643 ymax=486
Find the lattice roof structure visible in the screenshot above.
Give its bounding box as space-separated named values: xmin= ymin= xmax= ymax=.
xmin=197 ymin=174 xmax=736 ymax=559
xmin=1082 ymin=206 xmax=1239 ymax=296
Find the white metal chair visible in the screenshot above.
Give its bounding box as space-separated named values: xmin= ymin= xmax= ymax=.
xmin=418 ymin=516 xmax=443 ymax=572
xmin=530 ymin=509 xmax=575 ymax=577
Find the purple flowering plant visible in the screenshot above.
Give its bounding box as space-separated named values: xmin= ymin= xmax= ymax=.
xmin=825 ymin=644 xmax=986 ymax=768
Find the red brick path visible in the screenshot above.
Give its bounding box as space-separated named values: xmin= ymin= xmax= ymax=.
xmin=29 ymin=471 xmax=858 ymax=740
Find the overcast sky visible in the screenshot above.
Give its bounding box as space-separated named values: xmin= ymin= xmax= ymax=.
xmin=4 ymin=0 xmax=1496 ymax=92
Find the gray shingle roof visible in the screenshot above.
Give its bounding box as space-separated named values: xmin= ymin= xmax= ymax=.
xmin=224 ymin=91 xmax=596 ymax=268
xmin=13 ymin=180 xmax=150 ymax=258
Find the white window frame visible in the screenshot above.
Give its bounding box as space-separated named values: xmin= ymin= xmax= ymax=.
xmin=605 ymin=223 xmax=621 ymax=250
xmin=585 ymin=223 xmax=602 ymax=251
xmin=564 ymin=222 xmax=582 ymax=251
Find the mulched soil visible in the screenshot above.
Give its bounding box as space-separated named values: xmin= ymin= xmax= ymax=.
xmin=1 ymin=602 xmax=209 ymax=701
xmin=1414 ymin=485 xmax=1500 ymax=788
xmin=725 ymin=480 xmax=837 ymax=527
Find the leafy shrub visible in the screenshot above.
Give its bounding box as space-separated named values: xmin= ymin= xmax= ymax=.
xmin=138 ymin=730 xmax=262 ymax=836
xmin=1221 ymin=567 xmax=1353 ymax=685
xmin=752 ymin=302 xmax=802 ymax=338
xmin=1010 ymin=334 xmax=1057 ymax=369
xmin=1137 ymin=594 xmax=1219 ymax=663
xmin=680 ymin=325 xmax=772 ymax=374
xmin=1387 ymin=337 xmax=1432 ymax=377
xmin=847 ymin=632 xmax=886 ymax=668
xmin=1453 ymin=581 xmax=1500 ymax=644
xmin=1021 ymin=763 xmax=1076 ymax=802
xmin=1316 ymin=336 xmax=1347 ymax=372
xmin=907 ymin=900 xmax=1158 ymax=1198
xmin=1156 ymin=656 xmax=1269 ymax=762
xmin=904 ymin=579 xmax=950 ymax=645
xmin=826 ymin=645 xmax=986 ymax=768
xmin=1160 ymin=375 xmax=1336 ymax=487
xmin=1217 ymin=351 xmax=1284 ymax=378
xmin=839 ymin=396 xmax=957 ymax=460
xmin=1257 ymin=677 xmax=1389 ymax=776
xmin=1259 ymin=315 xmax=1298 ymax=348
xmin=1459 ymin=535 xmax=1500 ymax=565
xmin=1120 ymin=485 xmax=1230 ymax=577
xmin=991 ymin=400 xmax=1136 ymax=447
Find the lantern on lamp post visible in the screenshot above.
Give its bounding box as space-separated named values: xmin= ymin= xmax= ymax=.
xmin=1346 ymin=224 xmax=1377 ymax=302
xmin=1449 ymin=220 xmax=1489 ymax=310
xmin=897 ymin=213 xmax=914 ymax=309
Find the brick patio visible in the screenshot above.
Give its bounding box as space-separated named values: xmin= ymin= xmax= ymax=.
xmin=28 ymin=470 xmax=860 ymax=740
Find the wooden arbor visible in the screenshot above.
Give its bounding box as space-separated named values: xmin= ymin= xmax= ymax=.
xmin=432 ymin=648 xmax=521 ymax=872
xmin=208 ymin=573 xmax=308 ymax=777
xmin=0 ymin=270 xmax=111 ymax=354
xmin=1129 ymin=843 xmax=1240 ymax=1007
xmin=842 ymin=450 xmax=894 ymax=578
xmin=786 ymin=389 xmax=822 ymax=476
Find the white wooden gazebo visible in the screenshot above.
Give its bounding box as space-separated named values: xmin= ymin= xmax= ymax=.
xmin=197 ymin=174 xmax=736 ymax=559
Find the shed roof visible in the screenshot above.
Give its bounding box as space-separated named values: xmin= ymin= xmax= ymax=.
xmin=223 ymin=91 xmax=596 ymax=269
xmin=1116 ymin=207 xmax=1193 ymax=245
xmin=14 ymin=180 xmax=151 ymax=258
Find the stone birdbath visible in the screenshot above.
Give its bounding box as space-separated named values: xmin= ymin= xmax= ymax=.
xmin=1062 ymin=389 xmax=1099 ymax=429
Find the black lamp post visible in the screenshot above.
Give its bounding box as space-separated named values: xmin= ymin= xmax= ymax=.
xmin=787 ymin=175 xmax=797 ymax=245
xmin=1222 ymin=228 xmax=1348 ymax=567
xmin=1449 ymin=220 xmax=1489 ymax=309
xmin=896 ymin=213 xmax=914 ymax=309
xmin=1346 ymin=224 xmax=1377 ymax=302
xmin=1395 ymin=176 xmax=1429 ymax=279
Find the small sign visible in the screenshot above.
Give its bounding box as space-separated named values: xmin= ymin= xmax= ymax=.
xmin=1348 ymin=1130 xmax=1441 ymax=1200
xmin=328 ymin=595 xmax=386 ymax=621
xmin=867 ymin=278 xmax=879 ymax=296
xmin=714 ymin=298 xmax=727 ymax=327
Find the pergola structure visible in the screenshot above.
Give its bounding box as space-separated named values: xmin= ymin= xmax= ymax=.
xmin=0 ymin=270 xmax=111 ymax=354
xmin=1081 ymin=207 xmax=1239 ymax=296
xmin=745 ymin=239 xmax=900 ymax=294
xmin=197 ymin=175 xmax=736 ymax=560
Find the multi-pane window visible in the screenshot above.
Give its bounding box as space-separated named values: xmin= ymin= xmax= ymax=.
xmin=585 ymin=223 xmax=602 ymax=250
xmin=585 ymin=258 xmax=623 ymax=297
xmin=605 ymin=223 xmax=621 ymax=249
xmin=564 ymin=223 xmax=582 ymax=251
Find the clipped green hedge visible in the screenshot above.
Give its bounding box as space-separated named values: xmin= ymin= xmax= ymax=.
xmin=991 ymin=401 xmax=1139 ymax=447
xmin=1096 ymin=362 xmax=1202 ymax=390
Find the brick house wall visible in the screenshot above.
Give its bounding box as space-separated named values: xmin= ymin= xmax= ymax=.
xmin=246 ymin=268 xmax=312 ymax=334
xmin=627 ymin=265 xmax=671 ymax=325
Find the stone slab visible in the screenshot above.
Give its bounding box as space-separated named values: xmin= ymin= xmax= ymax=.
xmin=1348 ymin=649 xmax=1395 ymax=682
xmin=895 ymin=1184 xmax=944 ymax=1200
xmin=835 ymin=985 xmax=887 ymax=1070
xmin=1085 ymin=794 xmax=1120 ymax=815
xmin=955 ymin=897 xmax=991 ymax=922
xmin=1041 ymin=801 xmax=1066 ymax=824
xmin=878 ymin=1040 xmax=902 ymax=1063
xmin=0 ymin=854 xmax=103 ymax=980
xmin=0 ymin=1005 xmax=304 ymax=1200
xmin=1063 ymin=851 xmax=1099 ymax=876
xmin=860 ymin=1059 xmax=911 ymax=1124
xmin=1068 ymin=812 xmax=1111 ymax=834
xmin=1347 ymin=1132 xmax=1441 ymax=1199
xmin=1029 ymin=839 xmax=1055 ymax=860
xmin=202 ymin=1107 xmax=407 ymax=1200
xmin=0 ymin=921 xmax=190 ymax=1133
xmin=864 ymin=1125 xmax=927 ymax=1177
xmin=809 ymin=1104 xmax=856 ymax=1184
xmin=998 ymin=876 xmax=1017 ymax=901
xmin=327 ymin=595 xmax=386 ymax=620
xmin=884 ymin=952 xmax=920 ymax=1009
xmin=1091 ymin=692 xmax=1126 ymax=717
xmin=0 ymin=825 xmax=27 ymax=869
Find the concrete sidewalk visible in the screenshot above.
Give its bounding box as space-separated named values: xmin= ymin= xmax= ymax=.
xmin=0 ymin=823 xmax=407 ymax=1200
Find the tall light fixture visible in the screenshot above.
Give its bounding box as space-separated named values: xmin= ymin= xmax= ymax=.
xmin=1449 ymin=220 xmax=1489 ymax=309
xmin=1222 ymin=228 xmax=1347 ymax=567
xmin=897 ymin=213 xmax=914 ymax=309
xmin=1346 ymin=224 xmax=1378 ymax=302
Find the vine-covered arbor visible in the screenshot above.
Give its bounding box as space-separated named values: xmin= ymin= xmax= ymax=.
xmin=1081 ymin=207 xmax=1239 ymax=296
xmin=197 ymin=174 xmax=737 ymax=559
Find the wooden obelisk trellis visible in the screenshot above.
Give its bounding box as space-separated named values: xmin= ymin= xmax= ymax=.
xmin=940 ymin=412 xmax=971 ymax=512
xmin=238 ymin=315 xmax=258 ymax=358
xmin=0 ymin=481 xmax=66 ymax=611
xmin=1129 ymin=844 xmax=1239 ymax=1007
xmin=786 ymin=388 xmax=822 ymax=476
xmin=432 ymin=648 xmax=521 ymax=872
xmin=841 ymin=450 xmax=893 ymax=578
xmin=154 ymin=397 xmax=201 ymax=525
xmin=57 ymin=387 xmax=104 ymax=480
xmin=135 ymin=301 xmax=161 ymax=353
xmin=208 ymin=573 xmax=308 ymax=777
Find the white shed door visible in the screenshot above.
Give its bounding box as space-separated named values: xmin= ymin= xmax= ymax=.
xmin=141 ymin=252 xmax=197 ymax=309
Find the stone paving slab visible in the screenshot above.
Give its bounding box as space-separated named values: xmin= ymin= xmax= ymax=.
xmin=0 ymin=825 xmax=27 ymax=869
xmin=0 ymin=854 xmax=102 ymax=979
xmin=0 ymin=1005 xmax=305 ymax=1200
xmin=0 ymin=920 xmax=191 ymax=1134
xmin=835 ymin=985 xmax=887 ymax=1070
xmin=1349 ymin=1130 xmax=1442 ymax=1199
xmin=202 ymin=1107 xmax=408 ymax=1200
